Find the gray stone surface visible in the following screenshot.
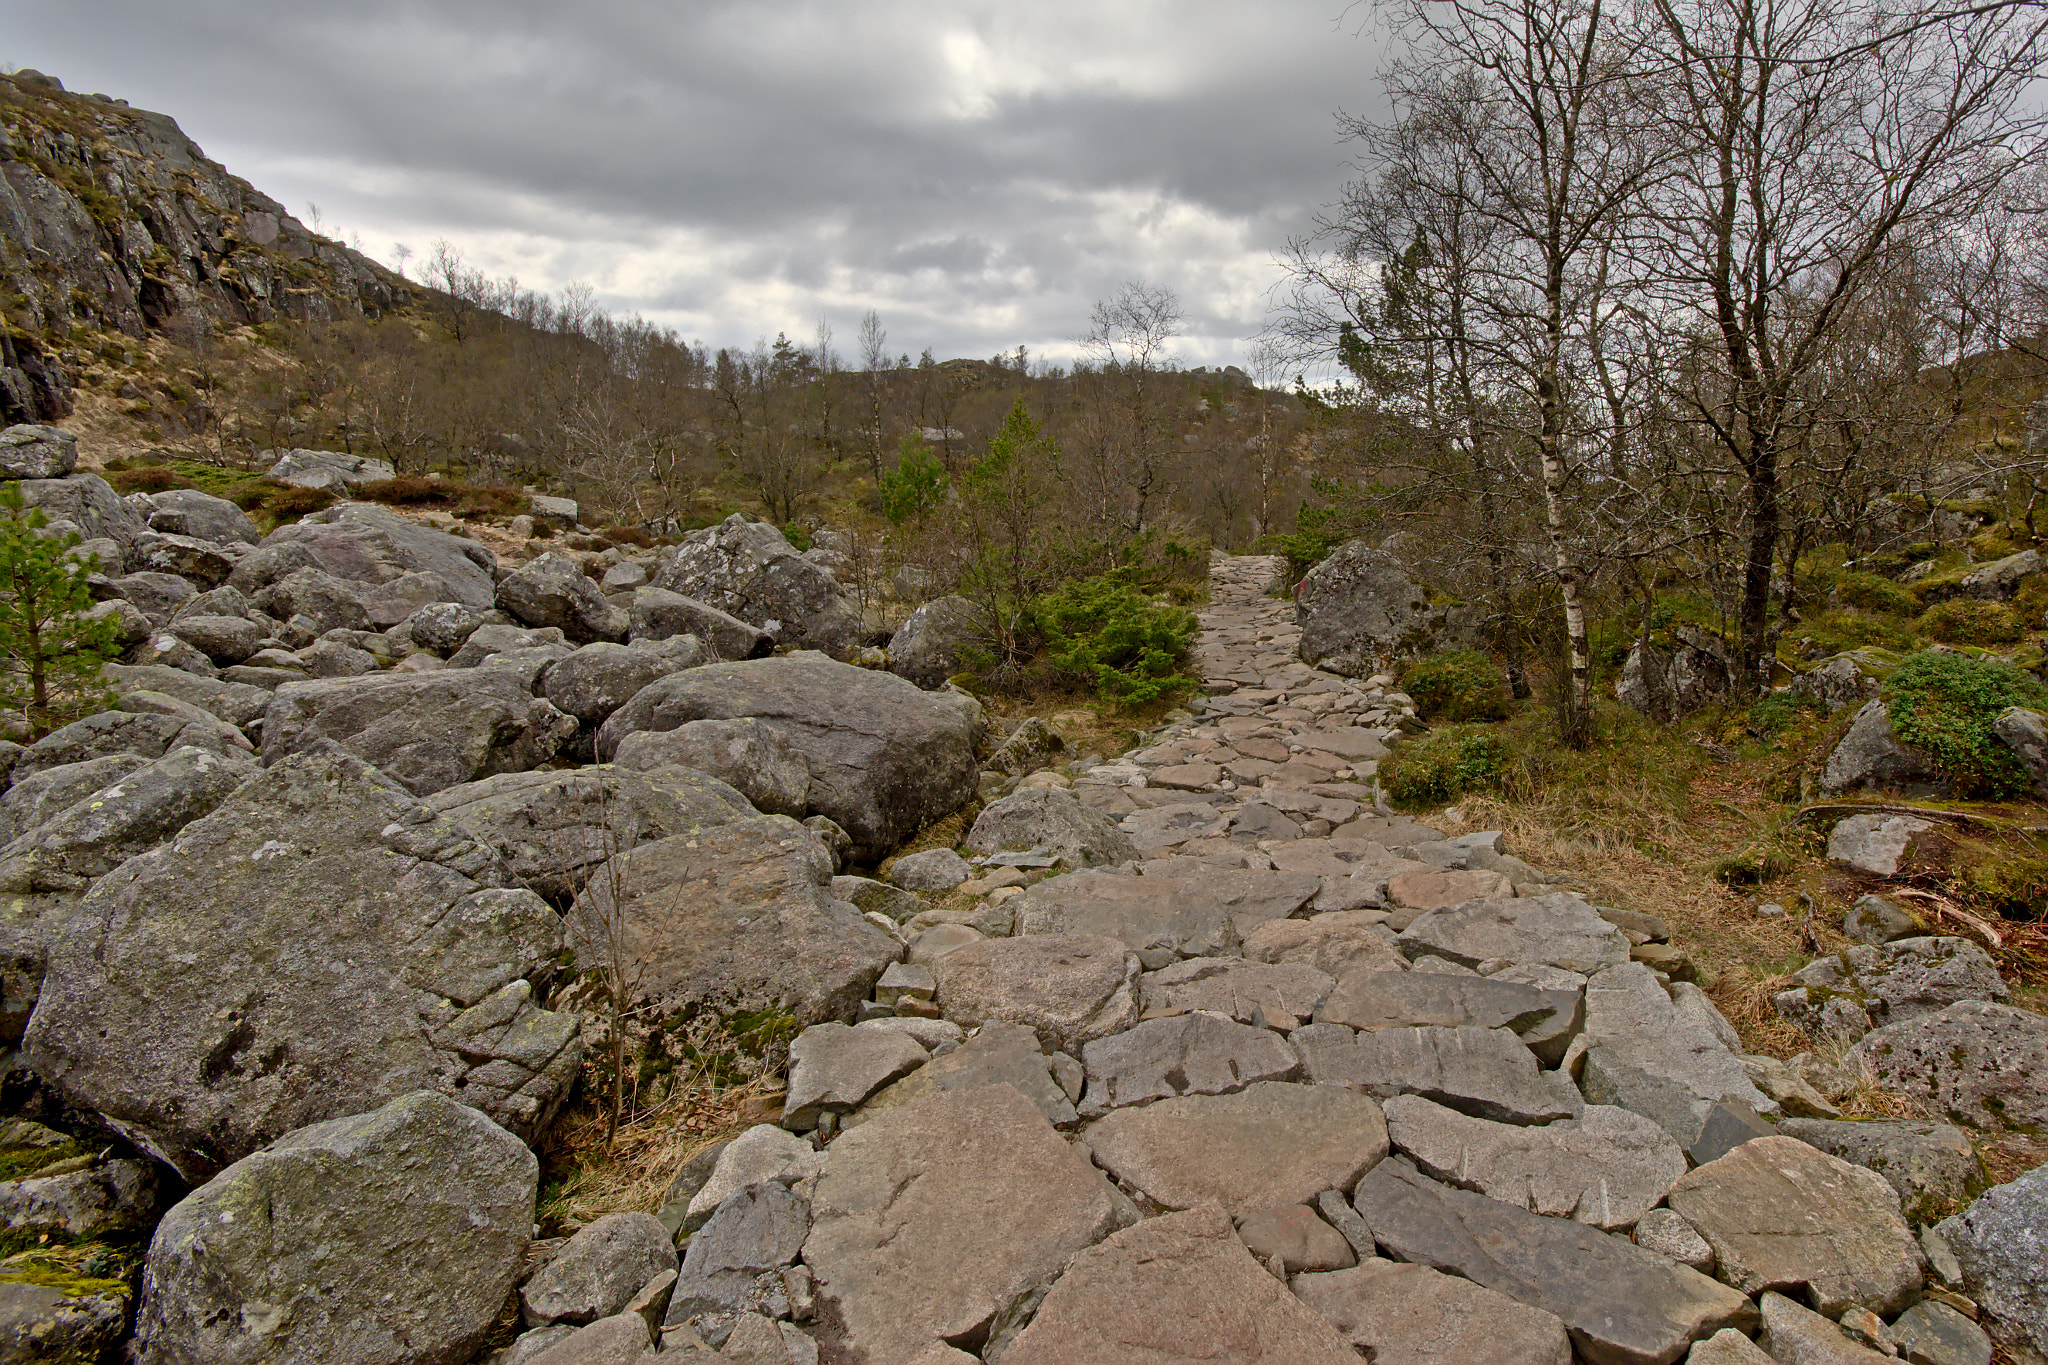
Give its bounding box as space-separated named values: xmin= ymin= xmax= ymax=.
xmin=133 ymin=1091 xmax=536 ymax=1365
xmin=887 ymin=594 xmax=983 ymax=690
xmin=1356 ymin=1156 xmax=1758 ymax=1365
xmin=1828 ymin=813 xmax=1938 ymax=876
xmin=498 ymin=551 xmax=628 ymax=643
xmin=1577 ymin=962 xmax=1778 ymax=1148
xmin=888 ymin=847 xmax=971 ymax=894
xmin=1001 ymin=1205 xmax=1361 ymax=1364
xmin=262 ymin=670 xmax=578 ymax=797
xmin=651 ymin=515 xmax=862 ymax=657
xmin=265 ymin=448 xmax=397 ymax=490
xmin=1139 ymin=956 xmax=1335 ymax=1027
xmin=1888 ymin=1300 xmax=1993 ymax=1365
xmin=405 ymin=600 xmax=483 ymax=653
xmin=1077 ymin=1012 xmax=1301 ymax=1116
xmin=626 ymin=586 xmax=772 ymax=660
xmin=1235 ymin=1202 xmax=1356 ymax=1274
xmin=934 ymin=933 xmax=1138 ymax=1052
xmin=779 ymin=1022 xmax=928 ymax=1130
xmin=0 ymin=752 xmax=148 ymax=845
xmin=1821 ymin=700 xmax=1931 ymax=796
xmin=613 ymin=717 xmax=812 ymax=818
xmin=0 ymin=423 xmax=77 ymax=479
xmin=682 ymin=1126 xmax=822 ymax=1234
xmin=1755 ymin=1291 xmax=1893 ymax=1365
xmin=539 ymin=637 xmax=711 ymax=724
xmin=12 ymin=705 xmax=246 ymax=780
xmin=1684 ymin=1327 xmax=1777 ymax=1363
xmin=1012 ymin=867 xmax=1319 ymax=962
xmin=242 ymin=502 xmax=497 ymax=610
xmin=1317 ymin=968 xmax=1571 ymax=1034
xmin=1847 ymin=1000 xmax=2048 ymax=1132
xmin=1398 ymin=893 xmax=1632 ymax=974
xmin=1384 ymin=1094 xmax=1685 ymax=1230
xmin=964 ymin=788 xmax=1140 ymax=871
xmin=1081 ymin=1080 xmax=1389 ymax=1216
xmin=1775 ymin=937 xmax=2010 ymax=1043
xmin=1776 ymin=1118 xmax=1987 ymax=1225
xmin=144 ymin=486 xmax=259 ymax=544
xmin=0 ymin=743 xmax=257 ymax=891
xmin=24 ymin=748 xmax=579 ymax=1180
xmin=251 ymin=567 xmax=375 ymax=633
xmin=0 ymin=1155 xmax=159 ymax=1244
xmin=1295 ymin=540 xmax=1472 ymax=676
xmin=1292 ymin=1022 xmax=1573 ymax=1125
xmin=1635 ymin=1207 xmax=1715 ymax=1273
xmin=1935 ymin=1164 xmax=2048 ymax=1363
xmin=0 ymin=1276 xmax=127 ymax=1365
xmin=521 ymin=1213 xmax=675 ymax=1328
xmin=563 ymin=816 xmax=899 ymax=1028
xmin=1665 ymin=1136 xmax=1922 ymax=1318
xmin=426 ymin=765 xmax=755 ymax=903
xmin=664 ymin=1182 xmax=808 ymax=1348
xmin=1843 ymin=893 xmax=1926 ymax=946
xmin=845 ymin=1019 xmax=1075 ymax=1129
xmin=1292 ymin=1258 xmax=1573 ymax=1365
xmin=802 ymin=1083 xmax=1130 ymax=1363
xmin=595 ymin=654 xmax=977 ymax=862
xmin=1240 ymin=910 xmax=1410 ymax=977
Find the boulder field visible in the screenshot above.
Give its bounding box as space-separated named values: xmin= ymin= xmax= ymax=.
xmin=0 ymin=446 xmax=2036 ymax=1365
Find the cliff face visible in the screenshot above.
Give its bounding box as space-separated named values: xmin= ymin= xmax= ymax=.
xmin=0 ymin=69 xmax=410 ymax=424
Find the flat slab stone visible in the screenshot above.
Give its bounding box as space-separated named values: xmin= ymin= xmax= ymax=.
xmin=1235 ymin=1203 xmax=1356 ymax=1274
xmin=1081 ymin=1081 xmax=1389 ymax=1217
xmin=1241 ymin=912 xmax=1408 ymax=978
xmin=1846 ymin=1000 xmax=2048 ymax=1132
xmin=1001 ymin=1206 xmax=1359 ymax=1364
xmin=1139 ymin=957 xmax=1334 ymax=1027
xmin=1356 ymin=1157 xmax=1758 ymax=1365
xmin=934 ymin=933 xmax=1138 ymax=1053
xmin=1012 ymin=868 xmax=1319 ymax=962
xmin=1077 ymin=1012 xmax=1301 ymax=1116
xmin=1577 ymin=963 xmax=1778 ymax=1147
xmin=1317 ymin=969 xmax=1569 ymax=1033
xmin=1934 ymin=1164 xmax=2048 ymax=1363
xmin=1292 ymin=1258 xmax=1572 ymax=1365
xmin=1756 ymin=1291 xmax=1893 ymax=1364
xmin=779 ymin=1022 xmax=929 ymax=1130
xmin=1398 ymin=893 xmax=1631 ymax=974
xmin=802 ymin=1083 xmax=1131 ymax=1362
xmin=1292 ymin=1022 xmax=1572 ymax=1125
xmin=845 ymin=1020 xmax=1075 ymax=1129
xmin=1151 ymin=762 xmax=1224 ymax=790
xmin=1774 ymin=937 xmax=2009 ymax=1042
xmin=1384 ymin=1094 xmax=1686 ymax=1231
xmin=1117 ymin=802 xmax=1230 ymax=848
xmin=1666 ymin=1136 xmax=1922 ymax=1318
xmin=1386 ymin=868 xmax=1515 ymax=911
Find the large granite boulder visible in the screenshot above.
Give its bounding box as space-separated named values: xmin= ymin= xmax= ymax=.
xmin=519 ymin=1212 xmax=675 ymax=1328
xmin=802 ymin=1083 xmax=1132 ymax=1362
xmin=23 ymin=748 xmax=580 ymax=1181
xmin=1002 ymin=1206 xmax=1360 ymax=1363
xmin=887 ymin=595 xmax=984 ymax=689
xmin=1773 ymin=937 xmax=2009 ymax=1042
xmin=0 ymin=424 xmax=77 ymax=479
xmin=963 ymin=788 xmax=1140 ymax=870
xmin=1776 ymin=1118 xmax=1987 ymax=1224
xmin=612 ymin=717 xmax=812 ymax=818
xmin=1847 ymin=1000 xmax=2048 ymax=1131
xmin=1295 ymin=540 xmax=1473 ymax=676
xmin=261 ymin=670 xmax=577 ymax=797
xmin=263 ymin=448 xmax=397 ymax=490
xmin=11 ymin=706 xmax=247 ymax=781
xmin=0 ymin=744 xmax=258 ymax=892
xmin=562 ymin=815 xmax=899 ymax=1027
xmin=1615 ymin=626 xmax=1737 ymax=722
xmin=1821 ymin=700 xmax=1935 ymax=796
xmin=142 ymin=487 xmax=260 ymax=545
xmin=17 ymin=472 xmax=144 ymax=554
xmin=234 ymin=502 xmax=496 ymax=610
xmin=651 ymin=515 xmax=862 ymax=657
xmin=1356 ymin=1156 xmax=1758 ymax=1365
xmin=251 ymin=567 xmax=374 ymax=633
xmin=626 ymin=587 xmax=772 ymax=659
xmin=497 ymin=551 xmax=628 ymax=643
xmin=538 ymin=637 xmax=710 ymax=725
xmin=1935 ymin=1165 xmax=2048 ymax=1363
xmin=595 ymin=654 xmax=978 ymax=862
xmin=1666 ymin=1136 xmax=1922 ymax=1317
xmin=425 ymin=765 xmax=754 ymax=904
xmin=132 ymin=1090 xmax=535 ymax=1365
xmin=845 ymin=1019 xmax=1075 ymax=1130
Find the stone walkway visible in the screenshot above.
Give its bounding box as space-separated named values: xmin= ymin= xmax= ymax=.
xmin=513 ymin=554 xmax=2023 ymax=1365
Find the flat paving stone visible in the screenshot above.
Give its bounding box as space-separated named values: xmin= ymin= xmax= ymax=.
xmin=1077 ymin=1012 xmax=1300 ymax=1116
xmin=1292 ymin=1022 xmax=1573 ymax=1125
xmin=1292 ymin=1257 xmax=1573 ymax=1365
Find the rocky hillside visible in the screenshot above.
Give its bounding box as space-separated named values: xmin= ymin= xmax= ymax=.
xmin=0 ymin=422 xmax=2038 ymax=1364
xmin=0 ymin=69 xmax=406 ymax=425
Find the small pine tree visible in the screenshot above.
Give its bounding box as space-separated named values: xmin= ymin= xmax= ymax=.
xmin=879 ymin=435 xmax=948 ymax=524
xmin=0 ymin=483 xmax=121 ymax=737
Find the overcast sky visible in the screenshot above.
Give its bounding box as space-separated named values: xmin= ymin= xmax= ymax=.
xmin=6 ymin=1 xmax=1388 ymax=367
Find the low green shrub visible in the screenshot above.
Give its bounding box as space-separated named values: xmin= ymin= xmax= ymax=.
xmin=1836 ymin=571 xmax=1917 ymax=617
xmin=1884 ymin=650 xmax=2048 ymax=796
xmin=1031 ymin=574 xmax=1198 ymax=709
xmin=1401 ymin=649 xmax=1508 ymax=722
xmin=1380 ymin=726 xmax=1510 ymax=807
xmin=1915 ymin=598 xmax=2024 ymax=645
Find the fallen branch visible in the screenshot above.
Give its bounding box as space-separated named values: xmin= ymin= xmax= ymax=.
xmin=1888 ymin=887 xmax=2005 ymax=949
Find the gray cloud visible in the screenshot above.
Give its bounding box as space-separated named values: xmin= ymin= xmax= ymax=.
xmin=8 ymin=0 xmax=1389 ymax=364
